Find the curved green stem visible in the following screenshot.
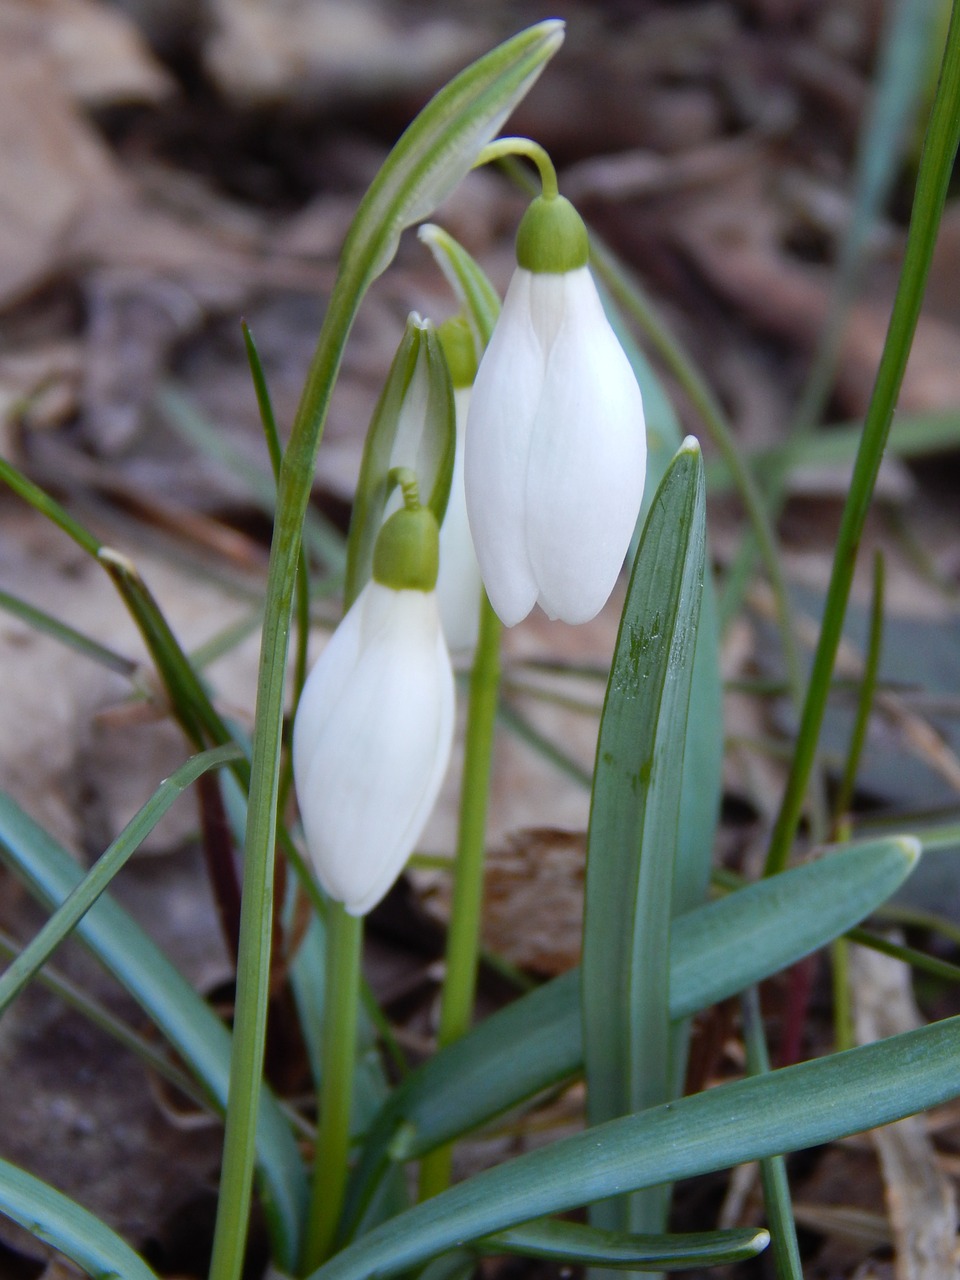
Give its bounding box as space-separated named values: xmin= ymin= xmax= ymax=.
xmin=302 ymin=905 xmax=364 ymax=1272
xmin=475 ymin=137 xmax=559 ymax=199
xmin=207 ymin=268 xmax=362 ymax=1280
xmin=418 ymin=593 xmax=503 ymax=1200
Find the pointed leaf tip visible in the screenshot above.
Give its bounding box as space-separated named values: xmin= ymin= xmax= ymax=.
xmin=896 ymin=835 xmax=922 ymax=868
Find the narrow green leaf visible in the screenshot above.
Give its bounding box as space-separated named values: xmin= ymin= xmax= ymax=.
xmin=342 ymin=836 xmax=919 ymax=1231
xmin=314 ymin=1012 xmax=960 ymax=1280
xmin=742 ymin=987 xmax=803 ymax=1280
xmin=704 ymin=410 xmax=960 ymax=495
xmin=0 ymin=790 xmax=307 ymax=1268
xmin=0 ymin=586 xmax=139 ymax=678
xmin=582 ymin=440 xmax=705 ymax=1233
xmin=765 ymin=1 xmax=960 ymax=874
xmin=478 ymin=1219 xmax=769 ymax=1270
xmin=342 ymin=20 xmax=564 ymax=286
xmin=0 ymin=1156 xmax=160 ymax=1280
xmin=603 ymin=291 xmax=723 ymax=920
xmin=0 ymin=746 xmax=240 ymax=1016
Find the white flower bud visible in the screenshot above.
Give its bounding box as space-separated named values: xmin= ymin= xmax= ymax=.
xmin=293 ymin=581 xmax=455 ymax=916
xmin=464 ymin=259 xmax=646 ymax=627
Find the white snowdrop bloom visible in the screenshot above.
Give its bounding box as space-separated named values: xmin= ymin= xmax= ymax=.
xmin=293 ymin=498 xmax=454 ymax=916
xmin=437 ymin=386 xmax=483 ymax=653
xmin=465 ymin=195 xmax=646 ymax=627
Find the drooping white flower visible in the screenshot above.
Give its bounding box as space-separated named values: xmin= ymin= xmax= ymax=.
xmin=464 ymin=195 xmax=646 ymax=627
xmin=436 ymin=383 xmax=483 ymax=653
xmin=293 ymin=495 xmax=454 ymax=916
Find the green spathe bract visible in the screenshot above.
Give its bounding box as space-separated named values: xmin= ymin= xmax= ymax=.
xmin=373 ymin=503 xmax=441 ymax=592
xmin=515 ymin=195 xmax=590 ymax=273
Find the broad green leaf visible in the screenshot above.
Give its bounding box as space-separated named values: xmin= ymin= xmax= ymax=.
xmin=582 ymin=441 xmax=705 ymax=1234
xmin=316 ymin=1011 xmax=960 ymax=1280
xmin=0 ymin=1156 xmax=160 ymax=1280
xmin=606 ymin=294 xmax=723 ymax=920
xmin=342 ymin=835 xmax=918 ymax=1232
xmin=0 ymin=791 xmax=307 ymax=1269
xmin=478 ymin=1219 xmax=769 ymax=1270
xmin=417 ymin=224 xmax=502 ymax=347
xmin=345 ymin=316 xmax=455 ymax=604
xmin=0 ymin=746 xmax=240 ymax=1016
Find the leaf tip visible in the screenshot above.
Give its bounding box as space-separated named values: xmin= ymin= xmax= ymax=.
xmin=678 ymin=434 xmax=702 ymax=457
xmin=897 ymin=835 xmax=923 ymax=869
xmin=750 ymin=1228 xmax=771 ymax=1255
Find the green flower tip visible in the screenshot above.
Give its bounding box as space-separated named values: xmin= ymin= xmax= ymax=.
xmin=515 ymin=194 xmax=589 ymax=274
xmin=438 ymin=315 xmax=478 ymax=388
xmin=373 ymin=504 xmax=440 ymax=591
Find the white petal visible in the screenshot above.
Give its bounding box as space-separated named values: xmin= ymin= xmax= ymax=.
xmin=437 ymin=387 xmax=483 ymax=652
xmin=525 ymin=268 xmax=646 ymax=623
xmin=294 ymin=585 xmax=454 ymax=915
xmin=464 ymin=269 xmax=544 ymax=626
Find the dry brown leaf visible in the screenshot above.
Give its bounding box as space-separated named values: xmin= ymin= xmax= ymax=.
xmin=206 ymin=0 xmax=480 ymax=105
xmin=13 ymin=0 xmax=172 ymax=106
xmin=852 ymin=942 xmax=959 ymax=1280
xmin=672 ymin=171 xmax=960 ymax=418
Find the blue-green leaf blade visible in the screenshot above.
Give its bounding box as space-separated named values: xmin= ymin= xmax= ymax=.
xmin=0 ymin=791 xmax=307 ymax=1269
xmin=478 ymin=1219 xmax=769 ymax=1270
xmin=316 ymin=1012 xmax=960 ymax=1280
xmin=0 ymin=1155 xmax=161 ymax=1280
xmin=343 ymin=834 xmax=919 ymax=1228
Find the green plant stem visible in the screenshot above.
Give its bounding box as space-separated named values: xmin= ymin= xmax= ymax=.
xmin=302 ymin=905 xmax=364 ymax=1271
xmin=833 ymin=551 xmax=885 ymax=826
xmin=741 ymin=988 xmax=803 ymax=1280
xmin=474 ymin=137 xmax=558 ymax=198
xmin=831 ymin=937 xmax=854 ymax=1053
xmin=208 ymin=270 xmax=362 ymax=1280
xmin=763 ymin=5 xmax=960 ymax=877
xmin=418 ymin=594 xmax=502 ymax=1200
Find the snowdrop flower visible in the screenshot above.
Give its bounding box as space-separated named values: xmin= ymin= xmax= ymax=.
xmin=436 ymin=317 xmax=483 ymax=653
xmin=293 ymin=481 xmax=455 ymax=916
xmin=465 ymin=194 xmax=646 ymax=626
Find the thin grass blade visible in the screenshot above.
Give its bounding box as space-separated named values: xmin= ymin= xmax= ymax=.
xmin=0 ymin=746 xmax=240 ymax=1016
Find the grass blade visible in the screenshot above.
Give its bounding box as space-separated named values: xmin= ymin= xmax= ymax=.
xmin=0 ymin=746 xmax=240 ymax=1016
